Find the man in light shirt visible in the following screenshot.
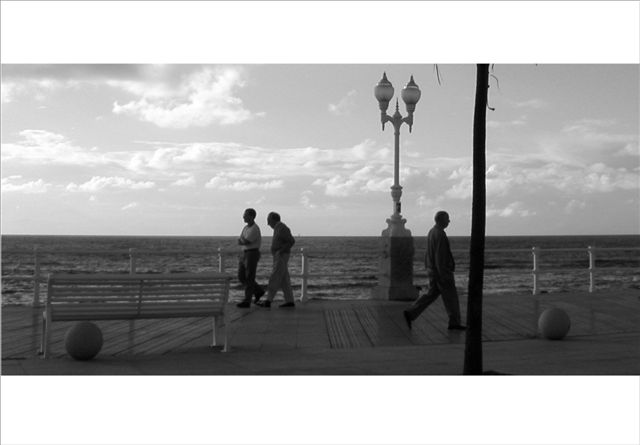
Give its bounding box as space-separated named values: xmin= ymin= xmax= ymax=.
xmin=236 ymin=208 xmax=265 ymax=308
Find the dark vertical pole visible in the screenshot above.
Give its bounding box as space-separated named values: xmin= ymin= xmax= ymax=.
xmin=464 ymin=64 xmax=489 ymax=375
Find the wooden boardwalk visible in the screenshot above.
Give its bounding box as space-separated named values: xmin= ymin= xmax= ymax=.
xmin=3 ymin=289 xmax=638 ymax=364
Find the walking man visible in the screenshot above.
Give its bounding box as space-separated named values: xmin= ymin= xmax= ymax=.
xmin=403 ymin=211 xmax=466 ymax=330
xmin=257 ymin=212 xmax=296 ymax=308
xmin=236 ymin=208 xmax=265 ymax=308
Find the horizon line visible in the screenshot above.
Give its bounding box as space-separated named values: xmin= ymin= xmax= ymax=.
xmin=2 ymin=233 xmax=639 ymax=238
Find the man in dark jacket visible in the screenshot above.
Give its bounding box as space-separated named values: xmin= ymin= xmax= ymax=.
xmin=257 ymin=212 xmax=296 ymax=308
xmin=403 ymin=211 xmax=466 ymax=330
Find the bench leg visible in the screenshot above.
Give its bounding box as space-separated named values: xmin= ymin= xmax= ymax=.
xmin=211 ymin=317 xmax=217 ymax=347
xmin=222 ymin=312 xmax=228 ymax=352
xmin=39 ymin=313 xmax=46 ymax=356
xmin=41 ymin=314 xmax=50 ymax=359
xmin=222 ymin=320 xmax=228 ymax=353
xmin=211 ymin=315 xmax=228 ymax=352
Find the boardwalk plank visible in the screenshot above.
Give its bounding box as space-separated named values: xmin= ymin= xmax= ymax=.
xmin=3 ymin=291 xmax=639 ymax=365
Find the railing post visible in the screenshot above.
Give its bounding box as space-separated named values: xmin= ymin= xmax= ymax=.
xmin=588 ymin=245 xmax=595 ymax=293
xmin=129 ymin=248 xmax=137 ymax=274
xmin=300 ymin=248 xmax=309 ymax=302
xmin=33 ymin=246 xmax=41 ymax=307
xmin=531 ymin=246 xmax=539 ymax=295
xmin=217 ymin=247 xmax=224 ymax=273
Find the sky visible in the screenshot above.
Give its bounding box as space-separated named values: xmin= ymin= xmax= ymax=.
xmin=1 ymin=2 xmax=639 ymax=238
xmin=2 ymin=63 xmax=638 ymax=236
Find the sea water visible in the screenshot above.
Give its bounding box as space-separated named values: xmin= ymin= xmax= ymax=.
xmin=1 ymin=234 xmax=639 ymax=305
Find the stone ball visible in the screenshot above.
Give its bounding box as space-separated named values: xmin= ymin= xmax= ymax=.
xmin=65 ymin=321 xmax=103 ymax=360
xmin=538 ymin=307 xmax=571 ymax=340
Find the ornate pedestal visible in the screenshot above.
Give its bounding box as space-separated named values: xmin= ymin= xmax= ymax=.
xmin=372 ymin=212 xmax=419 ymax=301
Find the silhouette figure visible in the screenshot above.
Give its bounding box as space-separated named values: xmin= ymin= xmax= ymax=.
xmin=257 ymin=212 xmax=296 ymax=308
xmin=403 ymin=211 xmax=466 ymax=330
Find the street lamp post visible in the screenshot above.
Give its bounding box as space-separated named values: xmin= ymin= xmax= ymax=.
xmin=372 ymin=72 xmax=421 ymax=301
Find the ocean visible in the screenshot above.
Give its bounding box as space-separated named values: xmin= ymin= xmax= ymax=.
xmin=2 ymin=234 xmax=639 ymax=305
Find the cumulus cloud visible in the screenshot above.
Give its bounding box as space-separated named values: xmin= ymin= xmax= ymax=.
xmin=328 ymin=90 xmax=357 ymax=116
xmin=1 ymin=82 xmax=19 ymax=103
xmin=66 ymin=176 xmax=155 ymax=192
xmin=112 ymin=67 xmax=261 ymax=128
xmin=564 ymin=199 xmax=586 ymax=214
xmin=121 ymin=202 xmax=139 ymax=211
xmin=443 ymin=152 xmax=639 ymax=201
xmin=1 ymin=130 xmax=115 ymax=166
xmin=312 ymin=176 xmax=359 ymax=197
xmin=300 ymin=191 xmax=317 ymax=209
xmin=512 ymin=98 xmax=547 ymax=109
xmin=545 ymin=118 xmax=639 ymax=167
xmin=1 ymin=177 xmax=52 ymax=193
xmin=312 ymin=163 xmax=396 ymax=197
xmin=1 ymin=78 xmax=79 ymax=103
xmin=170 ymin=175 xmax=196 ymax=187
xmin=204 ymin=174 xmax=283 ymax=191
xmin=487 ymin=116 xmax=527 ymax=128
xmin=487 ymin=201 xmax=535 ymax=218
xmin=416 ymin=195 xmax=444 ymax=209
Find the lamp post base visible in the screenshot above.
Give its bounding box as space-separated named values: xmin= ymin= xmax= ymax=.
xmin=372 ymin=216 xmax=418 ymax=301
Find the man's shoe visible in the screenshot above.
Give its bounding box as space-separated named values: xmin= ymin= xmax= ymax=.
xmin=403 ymin=310 xmax=412 ymax=330
xmin=448 ymin=324 xmax=466 ymax=330
xmin=254 ymin=288 xmax=265 ymax=303
xmin=256 ymin=300 xmax=271 ymax=308
xmin=236 ymin=301 xmax=251 ymax=308
xmin=279 ymin=302 xmax=295 ymax=308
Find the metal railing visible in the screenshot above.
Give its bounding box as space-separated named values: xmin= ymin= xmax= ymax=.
xmin=2 ymin=245 xmax=638 ymax=306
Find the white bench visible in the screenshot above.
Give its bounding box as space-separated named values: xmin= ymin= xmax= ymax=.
xmin=40 ymin=272 xmax=232 ymax=358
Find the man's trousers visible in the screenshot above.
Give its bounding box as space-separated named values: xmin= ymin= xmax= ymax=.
xmin=405 ymin=276 xmax=462 ymax=325
xmin=238 ymin=249 xmax=263 ymax=304
xmin=266 ymin=252 xmax=294 ymax=303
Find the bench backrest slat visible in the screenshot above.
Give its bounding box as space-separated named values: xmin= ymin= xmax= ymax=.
xmin=46 ymin=272 xmax=231 ymax=321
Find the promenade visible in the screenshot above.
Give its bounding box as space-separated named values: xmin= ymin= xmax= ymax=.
xmin=2 ymin=288 xmax=638 ymax=375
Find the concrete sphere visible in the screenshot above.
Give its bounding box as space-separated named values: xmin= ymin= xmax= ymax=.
xmin=65 ymin=322 xmax=103 ymax=360
xmin=538 ymin=308 xmax=571 ymax=340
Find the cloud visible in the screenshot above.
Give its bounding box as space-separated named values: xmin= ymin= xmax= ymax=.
xmin=66 ymin=176 xmax=156 ymax=192
xmin=1 ymin=82 xmax=19 ymax=103
xmin=300 ymin=191 xmax=317 ymax=209
xmin=121 ymin=202 xmax=139 ymax=211
xmin=1 ymin=177 xmax=52 ymax=193
xmin=564 ymin=199 xmax=586 ymax=214
xmin=1 ymin=130 xmax=115 ymax=166
xmin=328 ymin=90 xmax=357 ymax=116
xmin=312 ymin=163 xmax=396 ymax=197
xmin=312 ymin=175 xmax=359 ymax=197
xmin=443 ymin=151 xmax=639 ymax=201
xmin=126 ymin=139 xmax=390 ymax=185
xmin=204 ymin=174 xmax=283 ymax=191
xmin=170 ymin=175 xmax=196 ymax=187
xmin=487 ymin=201 xmax=535 ymax=218
xmin=1 ymin=78 xmax=79 ymax=103
xmin=416 ymin=194 xmax=444 ymax=209
xmin=546 ymin=118 xmax=639 ymax=166
xmin=487 ymin=116 xmax=527 ymax=128
xmin=112 ymin=67 xmax=261 ymax=128
xmin=512 ymin=98 xmax=547 ymax=109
